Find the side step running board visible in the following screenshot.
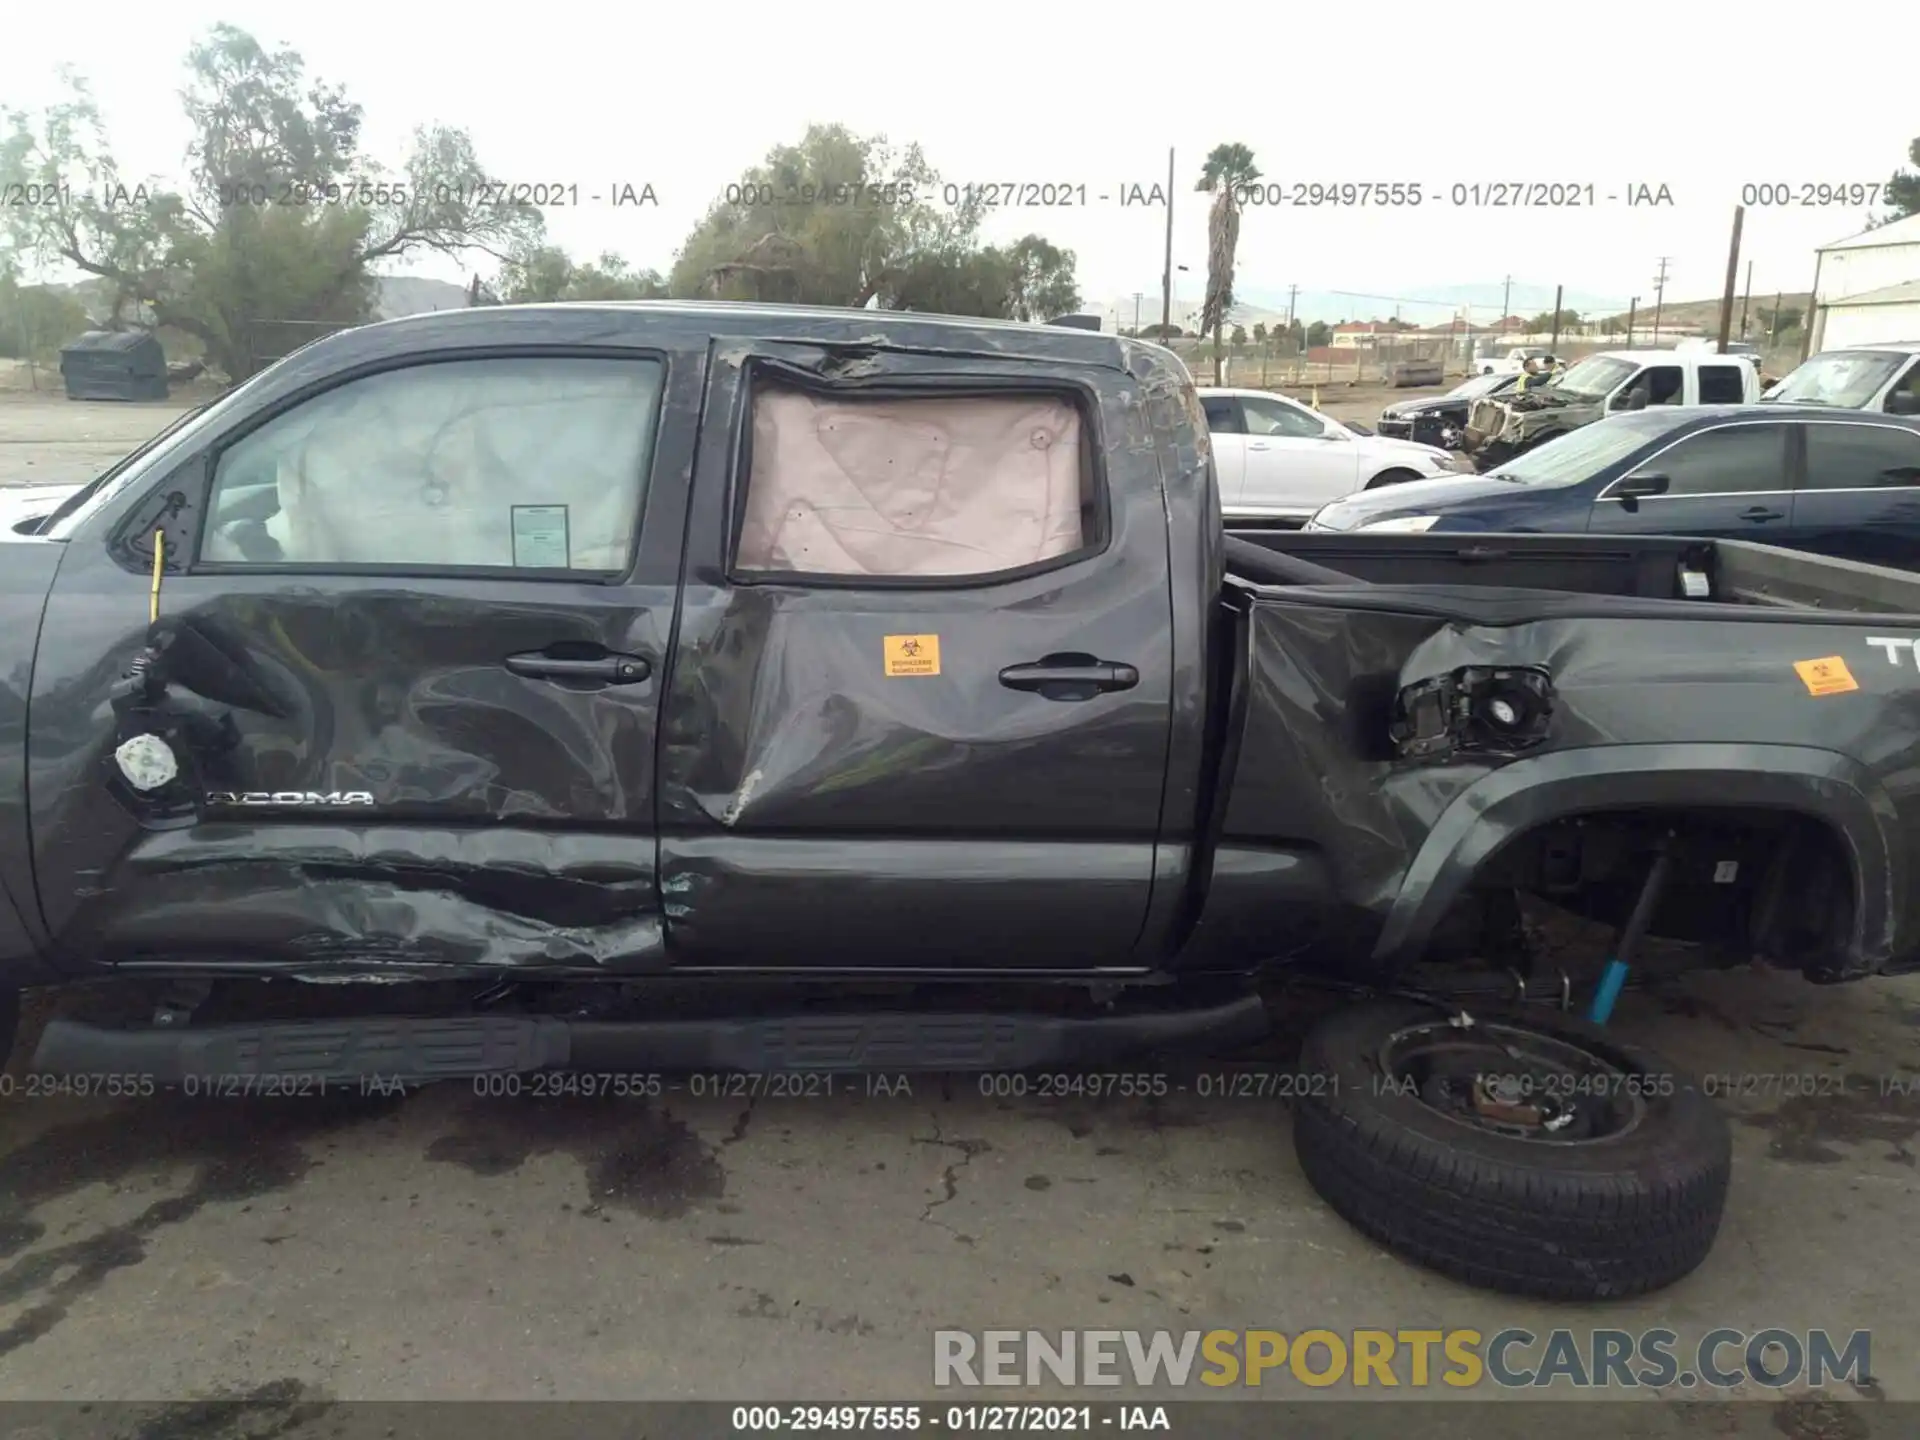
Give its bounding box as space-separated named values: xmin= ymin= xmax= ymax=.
xmin=30 ymin=995 xmax=1270 ymax=1083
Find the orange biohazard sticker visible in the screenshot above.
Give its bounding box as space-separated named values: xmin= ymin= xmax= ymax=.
xmin=884 ymin=634 xmax=941 ymax=677
xmin=1793 ymin=655 xmax=1858 ymax=696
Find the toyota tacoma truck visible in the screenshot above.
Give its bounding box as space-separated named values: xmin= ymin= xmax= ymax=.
xmin=1463 ymin=346 xmax=1760 ymax=466
xmin=6 ymin=301 xmax=1920 ymax=1302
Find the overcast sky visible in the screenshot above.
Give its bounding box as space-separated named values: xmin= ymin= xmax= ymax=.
xmin=7 ymin=2 xmax=1913 ymax=323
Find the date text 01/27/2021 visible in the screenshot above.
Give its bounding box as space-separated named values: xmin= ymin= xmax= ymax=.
xmin=927 ymin=180 xmax=1676 ymax=209
xmin=210 ymin=179 xmax=660 ymax=209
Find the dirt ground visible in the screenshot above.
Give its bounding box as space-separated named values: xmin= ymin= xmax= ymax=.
xmin=0 ymin=389 xmax=212 ymax=489
xmin=0 ymin=393 xmax=1912 ymax=1437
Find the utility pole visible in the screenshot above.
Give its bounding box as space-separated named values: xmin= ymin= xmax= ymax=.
xmin=1285 ymin=284 xmax=1298 ymax=354
xmin=1650 ymin=257 xmax=1671 ymax=347
xmin=1625 ymin=297 xmax=1638 ymax=348
xmin=1766 ymin=289 xmax=1782 ymax=346
xmin=1739 ymin=260 xmax=1754 ymax=339
xmin=1549 ymin=283 xmax=1564 ymax=351
xmin=1501 ymin=274 xmax=1513 ymax=326
xmin=1801 ymin=249 xmax=1825 ymax=362
xmin=1132 ymin=292 xmax=1142 ymax=336
xmin=1715 ymin=208 xmax=1744 ymax=353
xmin=1160 ymin=147 xmax=1175 ymax=338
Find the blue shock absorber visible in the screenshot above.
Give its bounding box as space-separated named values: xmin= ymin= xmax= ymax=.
xmin=1586 ymin=836 xmax=1676 ymax=1028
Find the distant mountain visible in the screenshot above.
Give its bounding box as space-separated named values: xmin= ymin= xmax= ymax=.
xmin=1091 ymin=281 xmax=1637 ymax=333
xmin=374 ymin=276 xmax=470 ymax=318
xmin=41 ymin=274 xmax=468 ymax=324
xmin=1235 ymin=283 xmax=1632 ymax=325
xmin=1595 ymin=293 xmax=1811 ymax=332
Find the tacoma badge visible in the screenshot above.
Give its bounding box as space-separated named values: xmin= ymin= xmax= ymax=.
xmin=205 ymin=791 xmax=376 ymax=807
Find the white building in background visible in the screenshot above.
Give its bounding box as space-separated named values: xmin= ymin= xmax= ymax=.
xmin=1810 ymin=213 xmax=1920 ymax=350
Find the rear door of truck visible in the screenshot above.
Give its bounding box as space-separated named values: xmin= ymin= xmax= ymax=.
xmin=28 ymin=337 xmax=700 ymax=975
xmin=655 ymin=339 xmax=1175 ymax=971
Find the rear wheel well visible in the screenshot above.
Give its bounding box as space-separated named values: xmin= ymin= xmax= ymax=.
xmin=1443 ymin=806 xmax=1857 ymax=980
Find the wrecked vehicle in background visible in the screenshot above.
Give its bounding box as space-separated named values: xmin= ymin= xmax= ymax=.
xmin=1377 ymin=370 xmax=1521 ymax=449
xmin=8 ymin=301 xmax=1920 ymax=1303
xmin=1463 ymin=348 xmax=1759 ymax=467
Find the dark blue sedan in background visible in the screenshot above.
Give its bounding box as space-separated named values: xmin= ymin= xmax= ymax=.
xmin=1305 ymin=406 xmax=1920 ymax=571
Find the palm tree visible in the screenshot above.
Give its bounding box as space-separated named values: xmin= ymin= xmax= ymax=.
xmin=1196 ymin=143 xmax=1260 ymax=385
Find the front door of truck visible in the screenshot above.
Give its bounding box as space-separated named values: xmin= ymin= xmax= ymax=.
xmin=1589 ymin=420 xmax=1794 ymax=540
xmin=29 ymin=348 xmax=698 ymax=976
xmin=655 ymin=341 xmax=1174 ymax=970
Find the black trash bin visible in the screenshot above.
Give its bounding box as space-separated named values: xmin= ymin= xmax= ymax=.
xmin=58 ymin=330 xmax=169 ymax=401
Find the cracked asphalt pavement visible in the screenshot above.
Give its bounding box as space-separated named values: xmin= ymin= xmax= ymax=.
xmin=2 ymin=964 xmax=1919 ymax=1438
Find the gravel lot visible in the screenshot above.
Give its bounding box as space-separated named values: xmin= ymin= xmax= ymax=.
xmin=0 ymin=392 xmax=1909 ymax=1438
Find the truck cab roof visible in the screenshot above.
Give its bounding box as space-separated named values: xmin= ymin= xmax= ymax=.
xmin=311 ymin=300 xmax=1192 ymax=385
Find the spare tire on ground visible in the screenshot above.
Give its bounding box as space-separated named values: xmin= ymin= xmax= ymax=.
xmin=1291 ymin=999 xmax=1731 ymax=1301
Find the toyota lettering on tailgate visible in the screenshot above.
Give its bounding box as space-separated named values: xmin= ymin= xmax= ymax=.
xmin=1865 ymin=637 xmax=1920 ymax=670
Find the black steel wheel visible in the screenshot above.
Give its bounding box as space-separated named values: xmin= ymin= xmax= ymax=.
xmin=1292 ymin=999 xmax=1731 ymax=1300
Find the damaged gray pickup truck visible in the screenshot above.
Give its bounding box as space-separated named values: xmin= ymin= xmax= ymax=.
xmin=5 ymin=302 xmax=1920 ymax=1301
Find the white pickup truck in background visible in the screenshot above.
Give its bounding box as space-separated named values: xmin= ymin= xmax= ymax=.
xmin=1460 ymin=347 xmax=1761 ymax=465
xmin=1472 ymin=344 xmax=1557 ymax=377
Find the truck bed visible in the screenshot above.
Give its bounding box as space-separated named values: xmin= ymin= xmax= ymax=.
xmin=1225 ymin=528 xmax=1920 ymax=612
xmin=1205 ymin=527 xmax=1920 ymax=983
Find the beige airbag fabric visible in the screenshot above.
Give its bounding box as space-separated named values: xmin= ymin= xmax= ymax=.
xmin=737 ymin=387 xmax=1086 ymax=576
xmin=207 ymin=358 xmax=660 ymax=570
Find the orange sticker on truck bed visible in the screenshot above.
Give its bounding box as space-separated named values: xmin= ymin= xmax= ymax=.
xmin=884 ymin=634 xmax=941 ymax=677
xmin=1793 ymin=656 xmax=1858 ymax=696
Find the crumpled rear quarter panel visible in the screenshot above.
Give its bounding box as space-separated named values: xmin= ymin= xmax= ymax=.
xmin=1222 ymin=594 xmax=1920 ymax=971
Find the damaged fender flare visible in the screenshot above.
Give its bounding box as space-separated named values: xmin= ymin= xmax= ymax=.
xmin=1369 ymin=742 xmax=1898 ymax=977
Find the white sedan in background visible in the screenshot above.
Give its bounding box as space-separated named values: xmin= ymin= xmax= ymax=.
xmin=1197 ymin=387 xmax=1473 ymax=523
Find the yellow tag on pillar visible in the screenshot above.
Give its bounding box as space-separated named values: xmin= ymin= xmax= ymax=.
xmin=884 ymin=634 xmax=941 ymax=677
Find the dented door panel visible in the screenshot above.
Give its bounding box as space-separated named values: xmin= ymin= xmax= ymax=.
xmin=26 ymin=331 xmax=705 ymax=979
xmin=30 ymin=572 xmax=678 ymax=975
xmin=656 ymin=342 xmax=1178 ymax=970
